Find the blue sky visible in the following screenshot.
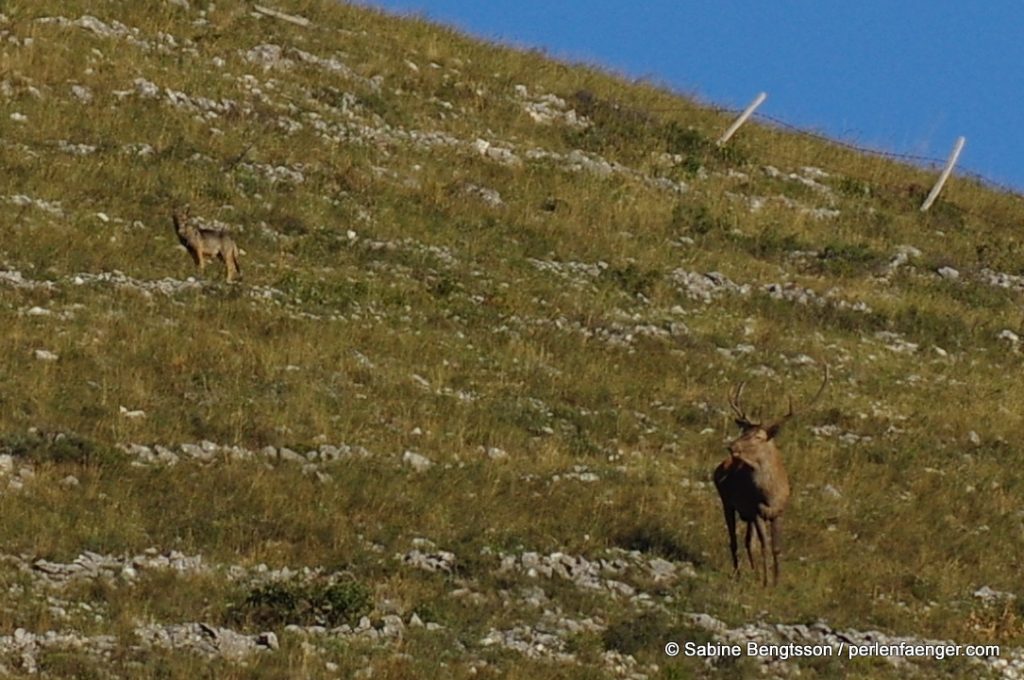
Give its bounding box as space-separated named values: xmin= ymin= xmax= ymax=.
xmin=358 ymin=1 xmax=1024 ymax=192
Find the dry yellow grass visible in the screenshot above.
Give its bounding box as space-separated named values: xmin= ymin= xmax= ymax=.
xmin=0 ymin=1 xmax=1021 ymax=677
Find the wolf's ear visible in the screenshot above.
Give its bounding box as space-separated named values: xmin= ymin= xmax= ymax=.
xmin=173 ymin=204 xmax=192 ymax=225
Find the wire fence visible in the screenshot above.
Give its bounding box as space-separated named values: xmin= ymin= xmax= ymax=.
xmin=760 ymin=111 xmax=1022 ymax=230
xmin=637 ymin=96 xmax=1022 ymax=198
xmin=626 ymin=95 xmax=1024 ymax=234
xmin=752 ymin=111 xmax=947 ymax=167
xmin=747 ymin=110 xmax=1022 ymax=198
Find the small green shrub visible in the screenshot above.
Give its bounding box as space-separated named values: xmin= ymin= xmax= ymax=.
xmin=814 ymin=241 xmax=884 ymax=276
xmin=0 ymin=431 xmax=121 ymax=467
xmin=565 ymin=89 xmax=660 ymax=156
xmin=230 ymin=578 xmax=373 ymax=629
xmin=275 ymin=272 xmax=369 ymax=311
xmin=599 ymin=263 xmax=660 ymax=298
xmin=662 ymin=122 xmax=710 ymax=157
xmin=670 ymin=203 xmax=725 ymax=236
xmin=603 ymin=610 xmax=674 ymax=655
xmin=614 ymin=521 xmax=703 ymax=564
xmin=741 ymin=224 xmax=804 ymax=259
xmin=662 ymin=121 xmax=747 ymax=169
xmin=836 ymin=176 xmax=873 ymax=198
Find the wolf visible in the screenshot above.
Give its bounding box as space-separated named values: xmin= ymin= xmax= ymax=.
xmin=171 ymin=205 xmax=241 ymax=282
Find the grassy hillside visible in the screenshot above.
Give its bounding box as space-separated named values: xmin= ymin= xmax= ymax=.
xmin=1 ymin=1 xmax=1023 ymax=677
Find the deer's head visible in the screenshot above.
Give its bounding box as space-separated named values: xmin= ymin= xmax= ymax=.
xmin=727 ymin=363 xmax=829 ymax=456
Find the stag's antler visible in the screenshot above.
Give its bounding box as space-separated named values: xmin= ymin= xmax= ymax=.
xmin=729 ymin=381 xmax=752 ymax=426
xmin=767 ymin=363 xmax=829 ymax=432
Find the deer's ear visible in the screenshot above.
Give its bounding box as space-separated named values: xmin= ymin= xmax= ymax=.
xmin=735 ymin=419 xmax=761 ymax=434
xmin=765 ymin=422 xmax=783 ymax=439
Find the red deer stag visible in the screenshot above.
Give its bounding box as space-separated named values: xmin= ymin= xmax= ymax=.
xmin=713 ymin=364 xmax=828 ymax=586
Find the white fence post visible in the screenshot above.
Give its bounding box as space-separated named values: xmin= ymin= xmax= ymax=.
xmin=717 ymin=92 xmax=767 ymax=146
xmin=253 ymin=5 xmax=312 ymax=28
xmin=920 ymin=136 xmax=966 ymax=211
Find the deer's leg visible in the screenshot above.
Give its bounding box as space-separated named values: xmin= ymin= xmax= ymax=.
xmin=722 ymin=505 xmax=739 ymax=575
xmin=770 ymin=516 xmax=782 ymax=585
xmin=744 ymin=521 xmax=755 ymax=571
xmin=752 ymin=517 xmax=768 ymax=587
